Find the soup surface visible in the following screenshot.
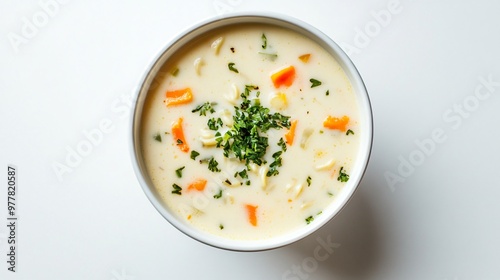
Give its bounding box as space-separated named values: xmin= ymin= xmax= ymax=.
xmin=141 ymin=23 xmax=360 ymax=240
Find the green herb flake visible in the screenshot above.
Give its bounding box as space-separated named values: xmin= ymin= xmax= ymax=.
xmin=235 ymin=169 xmax=248 ymax=179
xmin=228 ymin=62 xmax=239 ymax=73
xmin=310 ymin=78 xmax=322 ymax=88
xmin=240 ymin=170 xmax=248 ymax=179
xmin=346 ymin=129 xmax=355 ymax=135
xmin=306 ymin=176 xmax=312 ymax=186
xmin=277 ymin=137 xmax=287 ymax=152
xmin=171 ymin=67 xmax=179 ymax=76
xmin=213 ymin=189 xmax=223 ymax=199
xmin=266 ymin=151 xmax=283 ymax=177
xmin=219 ymin=224 xmax=224 ymax=230
xmin=328 ymin=192 xmax=334 ymax=197
xmin=261 ymin=33 xmax=267 ymax=49
xmin=326 ymin=90 xmax=330 ymax=96
xmin=176 ymin=139 xmax=183 ymax=145
xmin=171 ymin=184 xmax=182 ymax=195
xmin=305 ymin=216 xmax=314 ymax=224
xmin=208 ymin=157 xmax=221 ymax=172
xmin=190 ymin=150 xmax=200 ymax=160
xmin=317 ymin=211 xmax=322 ymax=215
xmin=175 ymin=166 xmax=185 ymax=178
xmin=258 ymin=35 xmax=278 ymax=60
xmin=192 ymin=102 xmax=217 ymax=116
xmin=207 ymin=117 xmax=223 ymax=131
xmin=153 ymin=133 xmax=162 ymax=142
xmin=338 ymin=166 xmax=350 ymax=182
xmin=207 ymin=118 xmax=219 ymax=130
xmin=258 ymin=51 xmax=278 ymax=59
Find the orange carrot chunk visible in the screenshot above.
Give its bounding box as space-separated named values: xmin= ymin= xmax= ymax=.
xmin=285 ymin=120 xmax=298 ymax=145
xmin=187 ymin=179 xmax=207 ymax=192
xmin=271 ymin=65 xmax=296 ymax=88
xmin=245 ymin=204 xmax=258 ymax=226
xmin=323 ymin=115 xmax=350 ymax=132
xmin=171 ymin=117 xmax=189 ymax=152
xmin=299 ymin=54 xmax=311 ymax=63
xmin=165 ymin=88 xmax=193 ymax=106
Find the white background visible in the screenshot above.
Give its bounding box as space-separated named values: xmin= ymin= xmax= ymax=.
xmin=1 ymin=0 xmax=500 ymax=279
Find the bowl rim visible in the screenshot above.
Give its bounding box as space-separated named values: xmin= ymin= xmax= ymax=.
xmin=130 ymin=11 xmax=373 ymax=252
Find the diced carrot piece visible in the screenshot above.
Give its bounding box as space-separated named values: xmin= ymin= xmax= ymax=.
xmin=299 ymin=54 xmax=311 ymax=63
xmin=165 ymin=88 xmax=193 ymax=106
xmin=323 ymin=115 xmax=350 ymax=132
xmin=187 ymin=179 xmax=207 ymax=192
xmin=285 ymin=120 xmax=298 ymax=145
xmin=271 ymin=65 xmax=296 ymax=88
xmin=245 ymin=204 xmax=258 ymax=226
xmin=171 ymin=117 xmax=189 ymax=152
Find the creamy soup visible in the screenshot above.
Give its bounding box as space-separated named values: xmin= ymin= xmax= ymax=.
xmin=140 ymin=24 xmax=360 ymax=240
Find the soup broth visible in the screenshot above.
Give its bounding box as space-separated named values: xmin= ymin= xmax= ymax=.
xmin=140 ymin=23 xmax=360 ymax=240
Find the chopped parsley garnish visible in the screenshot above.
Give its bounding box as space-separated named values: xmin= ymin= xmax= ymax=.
xmin=346 ymin=129 xmax=355 ymax=135
xmin=261 ymin=33 xmax=267 ymax=49
xmin=266 ymin=151 xmax=283 ymax=177
xmin=224 ymin=179 xmax=232 ymax=185
xmin=219 ymin=224 xmax=224 ymax=230
xmin=338 ymin=166 xmax=350 ymax=182
xmin=171 ymin=184 xmax=182 ymax=195
xmin=208 ymin=157 xmax=221 ymax=172
xmin=241 ymin=85 xmax=259 ymax=99
xmin=175 ymin=166 xmax=185 ymax=178
xmin=305 ymin=216 xmax=314 ymax=224
xmin=306 ymin=176 xmax=312 ymax=186
xmin=228 ymin=62 xmax=239 ymax=73
xmin=259 ymin=34 xmax=277 ymax=59
xmin=234 ymin=169 xmax=251 ymax=185
xmin=190 ymin=84 xmax=290 ymax=184
xmin=235 ymin=169 xmax=248 ymax=179
xmin=277 ymin=137 xmax=287 ymax=151
xmin=310 ymin=78 xmax=322 ymax=88
xmin=230 ymin=47 xmax=235 ymax=53
xmin=207 ymin=117 xmax=223 ymax=131
xmin=317 ymin=211 xmax=322 ymax=215
xmin=214 ymin=85 xmax=290 ymax=173
xmin=192 ymin=102 xmax=216 ymax=116
xmin=326 ymin=90 xmax=330 ymax=96
xmin=258 ymin=51 xmax=278 ymax=59
xmin=153 ymin=133 xmax=162 ymax=142
xmin=176 ymin=139 xmax=183 ymax=145
xmin=190 ymin=150 xmax=200 ymax=160
xmin=171 ymin=67 xmax=179 ymax=76
xmin=213 ymin=189 xmax=223 ymax=199
xmin=328 ymin=192 xmax=334 ymax=197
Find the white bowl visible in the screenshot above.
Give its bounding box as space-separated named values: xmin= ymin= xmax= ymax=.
xmin=130 ymin=12 xmax=373 ymax=251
